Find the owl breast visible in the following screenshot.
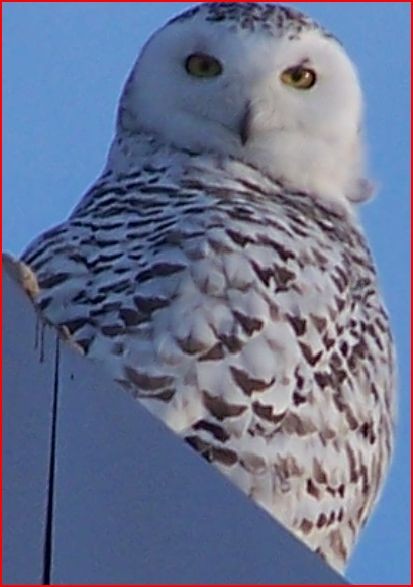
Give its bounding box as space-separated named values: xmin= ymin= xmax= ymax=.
xmin=23 ymin=160 xmax=395 ymax=572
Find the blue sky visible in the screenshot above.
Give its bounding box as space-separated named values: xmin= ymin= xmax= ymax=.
xmin=3 ymin=3 xmax=410 ymax=584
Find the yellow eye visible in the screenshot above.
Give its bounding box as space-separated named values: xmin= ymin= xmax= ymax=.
xmin=280 ymin=66 xmax=317 ymax=90
xmin=185 ymin=53 xmax=223 ymax=78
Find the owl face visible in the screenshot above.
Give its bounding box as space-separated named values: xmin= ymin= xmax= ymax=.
xmin=118 ymin=3 xmax=368 ymax=209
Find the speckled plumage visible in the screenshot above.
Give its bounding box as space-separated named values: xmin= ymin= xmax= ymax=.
xmin=170 ymin=2 xmax=334 ymax=40
xmin=22 ymin=3 xmax=395 ymax=573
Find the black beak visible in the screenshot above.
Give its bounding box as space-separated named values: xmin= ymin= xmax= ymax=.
xmin=239 ymin=103 xmax=252 ymax=146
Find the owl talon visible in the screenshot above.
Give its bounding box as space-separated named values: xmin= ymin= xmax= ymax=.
xmin=3 ymin=254 xmax=85 ymax=356
xmin=57 ymin=325 xmax=86 ymax=356
xmin=3 ymin=253 xmax=40 ymax=300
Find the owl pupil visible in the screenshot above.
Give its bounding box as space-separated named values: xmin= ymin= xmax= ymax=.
xmin=291 ymin=68 xmax=303 ymax=82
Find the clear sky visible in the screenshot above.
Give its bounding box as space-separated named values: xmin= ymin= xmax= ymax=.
xmin=3 ymin=3 xmax=410 ymax=584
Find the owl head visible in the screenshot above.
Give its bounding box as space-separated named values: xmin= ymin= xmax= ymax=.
xmin=115 ymin=3 xmax=372 ymax=209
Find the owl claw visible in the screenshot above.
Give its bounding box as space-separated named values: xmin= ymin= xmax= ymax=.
xmin=3 ymin=253 xmax=85 ymax=356
xmin=3 ymin=253 xmax=40 ymax=300
xmin=56 ymin=325 xmax=86 ymax=356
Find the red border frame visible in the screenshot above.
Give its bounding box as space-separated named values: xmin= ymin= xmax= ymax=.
xmin=0 ymin=1 xmax=411 ymax=586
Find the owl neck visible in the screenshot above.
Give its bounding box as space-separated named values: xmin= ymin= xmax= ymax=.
xmin=103 ymin=130 xmax=366 ymax=218
xmin=104 ymin=131 xmax=194 ymax=177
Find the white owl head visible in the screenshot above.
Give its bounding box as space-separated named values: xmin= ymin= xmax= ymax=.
xmin=115 ymin=3 xmax=372 ymax=209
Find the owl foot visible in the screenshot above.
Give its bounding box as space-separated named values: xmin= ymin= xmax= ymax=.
xmin=3 ymin=253 xmax=85 ymax=356
xmin=3 ymin=253 xmax=40 ymax=300
xmin=56 ymin=325 xmax=86 ymax=356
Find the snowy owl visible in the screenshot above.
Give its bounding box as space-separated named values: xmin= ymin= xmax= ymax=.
xmin=17 ymin=2 xmax=395 ymax=573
